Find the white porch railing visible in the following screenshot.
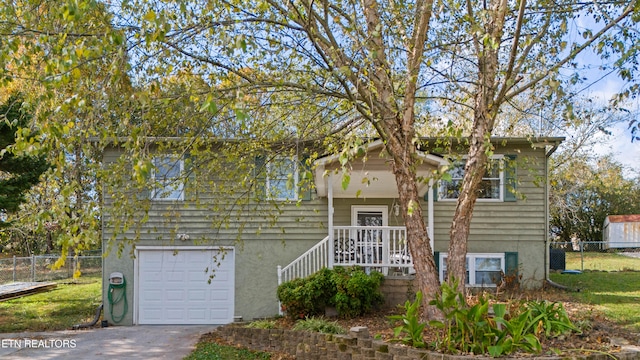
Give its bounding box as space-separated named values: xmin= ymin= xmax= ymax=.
xmin=277 ymin=226 xmax=413 ymax=286
xmin=277 ymin=236 xmax=331 ymax=285
xmin=332 ymin=226 xmax=412 ymax=269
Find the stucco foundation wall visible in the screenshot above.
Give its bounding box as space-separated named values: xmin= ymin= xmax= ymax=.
xmin=102 ymin=243 xmax=135 ymax=325
xmin=215 ymin=325 xmax=640 ymax=360
xmin=102 ymin=233 xmax=324 ymax=326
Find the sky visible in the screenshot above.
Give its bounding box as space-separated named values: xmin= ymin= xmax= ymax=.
xmin=580 ymin=66 xmax=639 ymax=178
xmin=568 ymin=11 xmax=640 ymax=178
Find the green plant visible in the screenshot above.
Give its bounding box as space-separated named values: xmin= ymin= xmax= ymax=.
xmin=276 ymin=267 xmax=384 ymax=319
xmin=185 ymin=341 xmax=272 ymax=360
xmin=524 ymin=300 xmax=579 ymax=337
xmin=331 ymin=267 xmax=384 ymax=318
xmin=246 ymin=319 xmax=278 ymax=329
xmin=276 ymin=268 xmax=334 ymax=319
xmin=490 ymin=303 xmax=542 ymax=356
xmin=292 ymin=316 xmax=346 ymax=334
xmin=428 ymin=280 xmax=472 ymax=353
xmin=428 ymin=280 xmax=547 ymax=356
xmin=388 ymin=291 xmax=427 ymax=348
xmin=429 ymin=285 xmax=499 ymax=354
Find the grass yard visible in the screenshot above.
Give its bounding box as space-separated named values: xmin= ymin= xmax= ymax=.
xmin=550 ymin=252 xmax=640 ymax=331
xmin=563 ymin=251 xmax=640 ymax=272
xmin=0 ymin=275 xmax=101 ymax=333
xmin=1 ymin=255 xmax=638 ymax=359
xmin=184 ymin=341 xmax=271 ymax=360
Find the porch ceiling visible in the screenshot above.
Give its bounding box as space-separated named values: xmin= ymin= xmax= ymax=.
xmin=314 ymin=140 xmax=447 ymax=198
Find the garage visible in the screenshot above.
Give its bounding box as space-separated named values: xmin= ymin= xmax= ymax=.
xmin=134 ymin=246 xmax=235 ymax=325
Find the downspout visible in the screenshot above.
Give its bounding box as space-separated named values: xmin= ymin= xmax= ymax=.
xmin=544 ymin=140 xmax=567 ymax=290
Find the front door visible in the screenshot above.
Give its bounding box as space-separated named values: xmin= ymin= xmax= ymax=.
xmin=352 ymin=206 xmax=387 ymax=265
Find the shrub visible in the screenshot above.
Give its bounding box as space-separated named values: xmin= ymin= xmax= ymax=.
xmin=331 ymin=267 xmax=384 ymax=318
xmin=277 ymin=268 xmax=334 ymax=318
xmin=277 ymin=267 xmax=384 ymax=319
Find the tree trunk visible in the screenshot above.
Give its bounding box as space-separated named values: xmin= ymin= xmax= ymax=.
xmin=446 ymin=0 xmax=506 ymax=295
xmin=446 ymin=136 xmax=488 ymax=292
xmin=394 ymin=163 xmax=441 ymax=319
xmin=385 ymin=130 xmax=441 ymax=320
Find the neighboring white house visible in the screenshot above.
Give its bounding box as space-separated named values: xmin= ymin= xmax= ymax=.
xmin=603 ymin=215 xmax=640 ymax=249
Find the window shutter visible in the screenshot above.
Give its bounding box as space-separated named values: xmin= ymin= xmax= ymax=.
xmin=434 ymin=251 xmax=440 ymax=273
xmin=254 ymin=155 xmax=266 ymax=200
xmin=504 ymin=155 xmax=517 ymax=202
xmin=183 ymin=154 xmax=193 ymax=199
xmin=138 ymin=160 xmax=152 ymax=200
xmin=504 ymin=252 xmax=518 ymax=279
xmin=298 ymin=156 xmax=313 ymax=201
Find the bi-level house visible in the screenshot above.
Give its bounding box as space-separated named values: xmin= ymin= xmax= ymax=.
xmin=101 ymin=136 xmax=563 ymax=325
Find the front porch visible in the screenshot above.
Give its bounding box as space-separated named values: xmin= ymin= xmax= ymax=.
xmin=277 ymin=140 xmax=445 ymax=286
xmin=277 ymin=225 xmax=415 ymax=284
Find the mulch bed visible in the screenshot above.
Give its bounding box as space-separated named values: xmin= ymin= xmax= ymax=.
xmin=208 ymin=287 xmax=640 ymax=358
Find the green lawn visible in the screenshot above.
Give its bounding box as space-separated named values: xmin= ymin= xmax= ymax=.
xmin=563 ymin=251 xmax=640 ymax=272
xmin=184 ymin=342 xmax=272 ymax=360
xmin=0 ymin=276 xmax=102 ymax=332
xmin=1 ymin=256 xmax=638 ymax=358
xmin=0 ymin=275 xmax=276 ymax=359
xmin=551 ymin=253 xmax=640 ymax=331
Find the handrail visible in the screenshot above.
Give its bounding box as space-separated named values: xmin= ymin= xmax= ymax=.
xmin=277 ymin=236 xmax=331 ymax=285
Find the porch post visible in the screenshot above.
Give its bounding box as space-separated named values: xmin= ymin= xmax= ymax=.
xmin=328 ymin=173 xmax=334 ymax=269
xmin=428 ymin=179 xmax=435 ymax=251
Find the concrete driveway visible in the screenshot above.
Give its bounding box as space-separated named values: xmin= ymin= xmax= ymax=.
xmin=0 ymin=325 xmax=213 ymax=359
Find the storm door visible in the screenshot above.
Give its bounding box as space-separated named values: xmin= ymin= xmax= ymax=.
xmin=351 ymin=206 xmax=388 ymax=265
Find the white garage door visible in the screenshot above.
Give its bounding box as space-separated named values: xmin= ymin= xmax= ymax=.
xmin=136 ymin=247 xmax=234 ymax=325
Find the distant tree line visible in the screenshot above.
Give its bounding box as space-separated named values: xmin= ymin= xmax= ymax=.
xmin=550 ymin=155 xmax=640 ymax=246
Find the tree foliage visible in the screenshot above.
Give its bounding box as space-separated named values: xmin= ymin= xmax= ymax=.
xmin=0 ymin=95 xmax=49 ymax=225
xmin=1 ymin=0 xmax=638 ymax=316
xmin=550 ymin=155 xmax=640 ymax=245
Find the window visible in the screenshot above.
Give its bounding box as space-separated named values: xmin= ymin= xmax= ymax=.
xmin=439 ymin=156 xmax=504 ymax=201
xmin=151 ymin=156 xmax=184 ymax=201
xmin=267 ymin=157 xmax=298 ymax=201
xmin=439 ymin=253 xmax=505 ymax=286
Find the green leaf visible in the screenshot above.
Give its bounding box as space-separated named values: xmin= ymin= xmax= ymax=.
xmin=199 ymin=97 xmax=217 ymax=113
xmin=407 ymin=200 xmax=415 ymax=216
xmin=341 ymin=173 xmax=350 ymax=190
xmin=492 ymin=303 xmax=507 ymax=318
xmin=143 ymin=10 xmax=157 ymax=22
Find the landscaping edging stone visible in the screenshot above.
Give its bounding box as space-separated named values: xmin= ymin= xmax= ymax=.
xmin=215 ymin=324 xmax=640 ymax=360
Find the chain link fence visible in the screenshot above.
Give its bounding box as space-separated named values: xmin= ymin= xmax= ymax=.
xmin=549 ymin=241 xmax=640 ymax=272
xmin=0 ymin=255 xmax=102 ymax=284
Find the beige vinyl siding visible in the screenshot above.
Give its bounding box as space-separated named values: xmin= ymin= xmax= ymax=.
xmin=430 ymin=145 xmax=548 ymax=286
